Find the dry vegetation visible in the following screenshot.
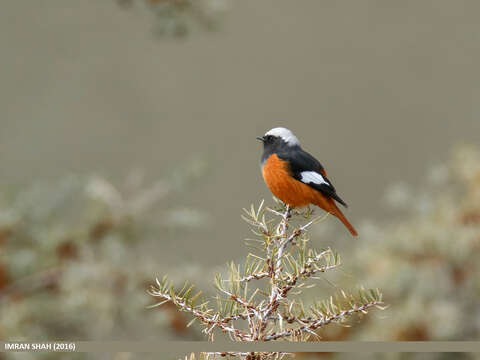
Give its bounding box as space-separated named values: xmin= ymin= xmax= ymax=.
xmin=3 ymin=146 xmax=480 ymax=360
xmin=150 ymin=200 xmax=383 ymax=360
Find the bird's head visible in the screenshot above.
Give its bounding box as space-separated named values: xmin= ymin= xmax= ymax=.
xmin=256 ymin=127 xmax=300 ymax=149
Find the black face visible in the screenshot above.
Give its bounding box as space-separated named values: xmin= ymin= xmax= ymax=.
xmin=258 ymin=135 xmax=291 ymax=165
xmin=263 ymin=135 xmax=276 ymax=145
xmin=257 ymin=135 xmax=283 ymax=148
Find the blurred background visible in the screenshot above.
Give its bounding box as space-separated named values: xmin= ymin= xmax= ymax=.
xmin=1 ymin=0 xmax=480 ymax=359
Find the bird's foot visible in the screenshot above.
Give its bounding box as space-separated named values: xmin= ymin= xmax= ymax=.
xmin=285 ymin=204 xmax=292 ymax=219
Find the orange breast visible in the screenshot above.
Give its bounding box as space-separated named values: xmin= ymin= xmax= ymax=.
xmin=262 ymin=154 xmax=325 ymax=208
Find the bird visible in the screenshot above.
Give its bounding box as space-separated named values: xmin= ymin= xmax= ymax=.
xmin=257 ymin=127 xmax=358 ymax=236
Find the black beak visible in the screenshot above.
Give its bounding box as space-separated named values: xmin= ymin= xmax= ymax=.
xmin=256 ymin=136 xmax=265 ymax=142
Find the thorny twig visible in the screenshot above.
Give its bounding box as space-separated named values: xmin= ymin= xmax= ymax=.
xmin=264 ymin=300 xmax=381 ymax=341
xmin=201 ymin=352 xmax=292 ymax=360
xmin=147 ymin=286 xmax=252 ymax=340
xmin=149 ymin=201 xmax=383 ymax=348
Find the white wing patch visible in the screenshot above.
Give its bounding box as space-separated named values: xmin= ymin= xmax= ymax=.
xmin=300 ymin=171 xmax=329 ymax=186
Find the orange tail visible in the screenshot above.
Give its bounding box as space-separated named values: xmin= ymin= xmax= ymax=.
xmin=314 ymin=197 xmax=358 ymax=237
xmin=332 ymin=204 xmax=358 ymax=237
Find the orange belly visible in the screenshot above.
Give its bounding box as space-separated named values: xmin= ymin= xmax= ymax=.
xmin=262 ymin=154 xmax=328 ymax=208
xmin=262 ymin=153 xmax=358 ymax=236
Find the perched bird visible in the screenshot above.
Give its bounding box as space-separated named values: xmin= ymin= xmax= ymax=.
xmin=257 ymin=127 xmax=358 ymax=236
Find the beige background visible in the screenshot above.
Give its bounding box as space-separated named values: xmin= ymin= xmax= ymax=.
xmin=1 ymin=0 xmax=479 ymax=266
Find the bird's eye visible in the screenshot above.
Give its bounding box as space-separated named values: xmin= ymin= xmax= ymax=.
xmin=265 ymin=135 xmax=273 ymax=142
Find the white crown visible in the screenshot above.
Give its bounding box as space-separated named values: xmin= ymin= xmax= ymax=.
xmin=265 ymin=127 xmax=300 ymax=146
